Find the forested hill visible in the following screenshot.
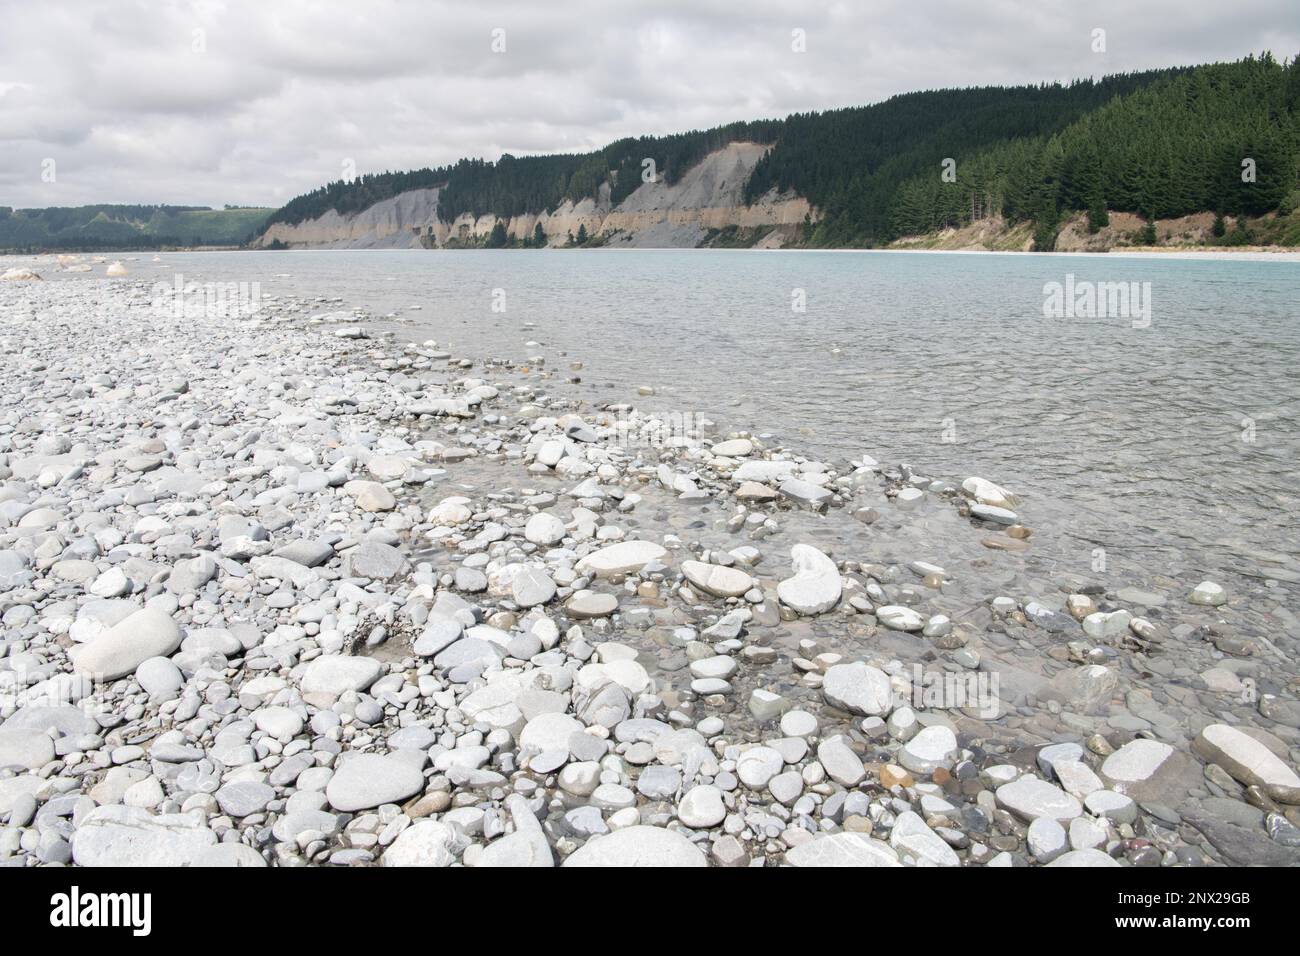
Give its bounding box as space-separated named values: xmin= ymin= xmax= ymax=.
xmin=260 ymin=54 xmax=1300 ymax=248
xmin=0 ymin=205 xmax=271 ymax=252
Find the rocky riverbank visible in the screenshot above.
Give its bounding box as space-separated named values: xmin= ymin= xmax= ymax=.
xmin=1 ymin=271 xmax=1298 ymax=868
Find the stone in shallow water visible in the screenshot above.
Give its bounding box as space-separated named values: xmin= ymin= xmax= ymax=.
xmin=565 ymin=590 xmax=618 ymax=618
xmin=1193 ymin=723 xmax=1300 ymax=804
xmin=710 ymin=438 xmax=753 ymax=457
xmin=575 ymin=540 xmax=668 ymax=578
xmin=962 ymin=476 xmax=1016 ymax=508
xmin=996 ymin=775 xmax=1083 ymax=822
xmin=1046 ymin=849 xmax=1120 ymax=867
xmin=899 ymin=725 xmax=958 ymax=775
xmin=681 ymin=560 xmax=754 ymax=598
xmin=736 ymin=746 xmax=784 ymax=789
xmin=890 ymin=810 xmax=960 ymax=866
xmin=636 ymin=765 xmax=682 ymax=800
xmin=1099 ymin=738 xmax=1198 ymax=805
xmin=875 ymin=605 xmax=925 ymax=632
xmin=817 ymin=736 xmax=865 ymax=786
xmin=1189 ymin=581 xmax=1228 ymax=606
xmin=821 ymin=662 xmax=893 ymax=716
xmin=777 ymin=544 xmax=841 ymax=615
xmin=562 ymin=825 xmax=707 ymax=867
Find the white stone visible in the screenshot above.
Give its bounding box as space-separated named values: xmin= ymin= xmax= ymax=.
xmin=681 ymin=560 xmax=754 ymax=598
xmin=325 ymin=753 xmax=424 ymax=811
xmin=677 ymin=785 xmax=726 ymax=828
xmin=575 ymin=540 xmax=668 ymax=578
xmin=562 ymin=825 xmax=707 ymax=867
xmin=899 ymin=725 xmax=958 ymax=775
xmin=996 ymin=775 xmax=1083 ymax=822
xmin=875 ymin=605 xmax=925 ymax=632
xmin=821 ymin=662 xmax=893 ymax=716
xmin=68 ymin=608 xmax=182 ymax=680
xmin=784 ymin=832 xmax=901 ymax=867
xmin=777 ymin=544 xmax=841 ymax=615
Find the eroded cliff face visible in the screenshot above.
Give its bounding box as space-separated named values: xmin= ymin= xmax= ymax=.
xmin=255 ymin=143 xmax=815 ymax=249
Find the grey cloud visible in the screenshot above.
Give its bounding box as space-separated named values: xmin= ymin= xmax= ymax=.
xmin=0 ymin=0 xmax=1295 ymax=208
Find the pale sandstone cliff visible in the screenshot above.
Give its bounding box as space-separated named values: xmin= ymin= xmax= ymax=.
xmin=255 ymin=143 xmax=815 ymax=250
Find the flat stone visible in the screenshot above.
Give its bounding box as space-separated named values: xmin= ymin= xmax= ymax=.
xmin=1099 ymin=738 xmax=1198 ymax=805
xmin=996 ymin=775 xmax=1083 ymax=822
xmin=565 ymin=590 xmax=618 ymax=618
xmin=875 ymin=605 xmax=925 ymax=632
xmin=299 ymin=655 xmax=383 ymax=706
xmin=562 ymin=825 xmax=707 ymax=867
xmin=326 ymin=753 xmax=424 ymax=811
xmin=575 ymin=541 xmax=668 ymax=578
xmin=72 ymin=806 xmax=217 ymax=866
xmin=785 ymin=832 xmax=901 ymax=867
xmin=1194 ymin=723 xmax=1300 ymax=804
xmin=345 ymin=541 xmax=406 ymax=580
xmin=681 ymin=560 xmax=754 ymax=598
xmin=215 ymin=781 xmax=275 ymax=817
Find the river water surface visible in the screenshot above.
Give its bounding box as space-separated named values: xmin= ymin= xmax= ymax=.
xmin=42 ymin=248 xmax=1300 ymax=593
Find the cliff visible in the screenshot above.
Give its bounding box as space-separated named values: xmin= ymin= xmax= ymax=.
xmin=254 ymin=143 xmax=814 ymax=250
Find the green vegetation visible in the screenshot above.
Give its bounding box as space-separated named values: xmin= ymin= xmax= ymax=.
xmin=0 ymin=205 xmax=271 ymax=252
xmin=883 ymin=55 xmax=1300 ymax=247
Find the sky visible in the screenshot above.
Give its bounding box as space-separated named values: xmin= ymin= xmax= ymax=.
xmin=1 ymin=0 xmax=1296 ymax=209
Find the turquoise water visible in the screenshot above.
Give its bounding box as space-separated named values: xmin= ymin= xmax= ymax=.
xmin=59 ymin=248 xmax=1300 ymax=584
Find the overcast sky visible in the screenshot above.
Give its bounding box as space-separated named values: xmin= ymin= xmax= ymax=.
xmin=1 ymin=0 xmax=1296 ymax=209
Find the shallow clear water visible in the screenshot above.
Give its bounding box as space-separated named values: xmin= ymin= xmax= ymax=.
xmin=51 ymin=248 xmax=1300 ymax=587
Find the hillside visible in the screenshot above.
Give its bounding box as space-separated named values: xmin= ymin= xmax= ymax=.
xmin=254 ymin=54 xmax=1300 ymax=251
xmin=0 ymin=205 xmax=272 ymax=252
